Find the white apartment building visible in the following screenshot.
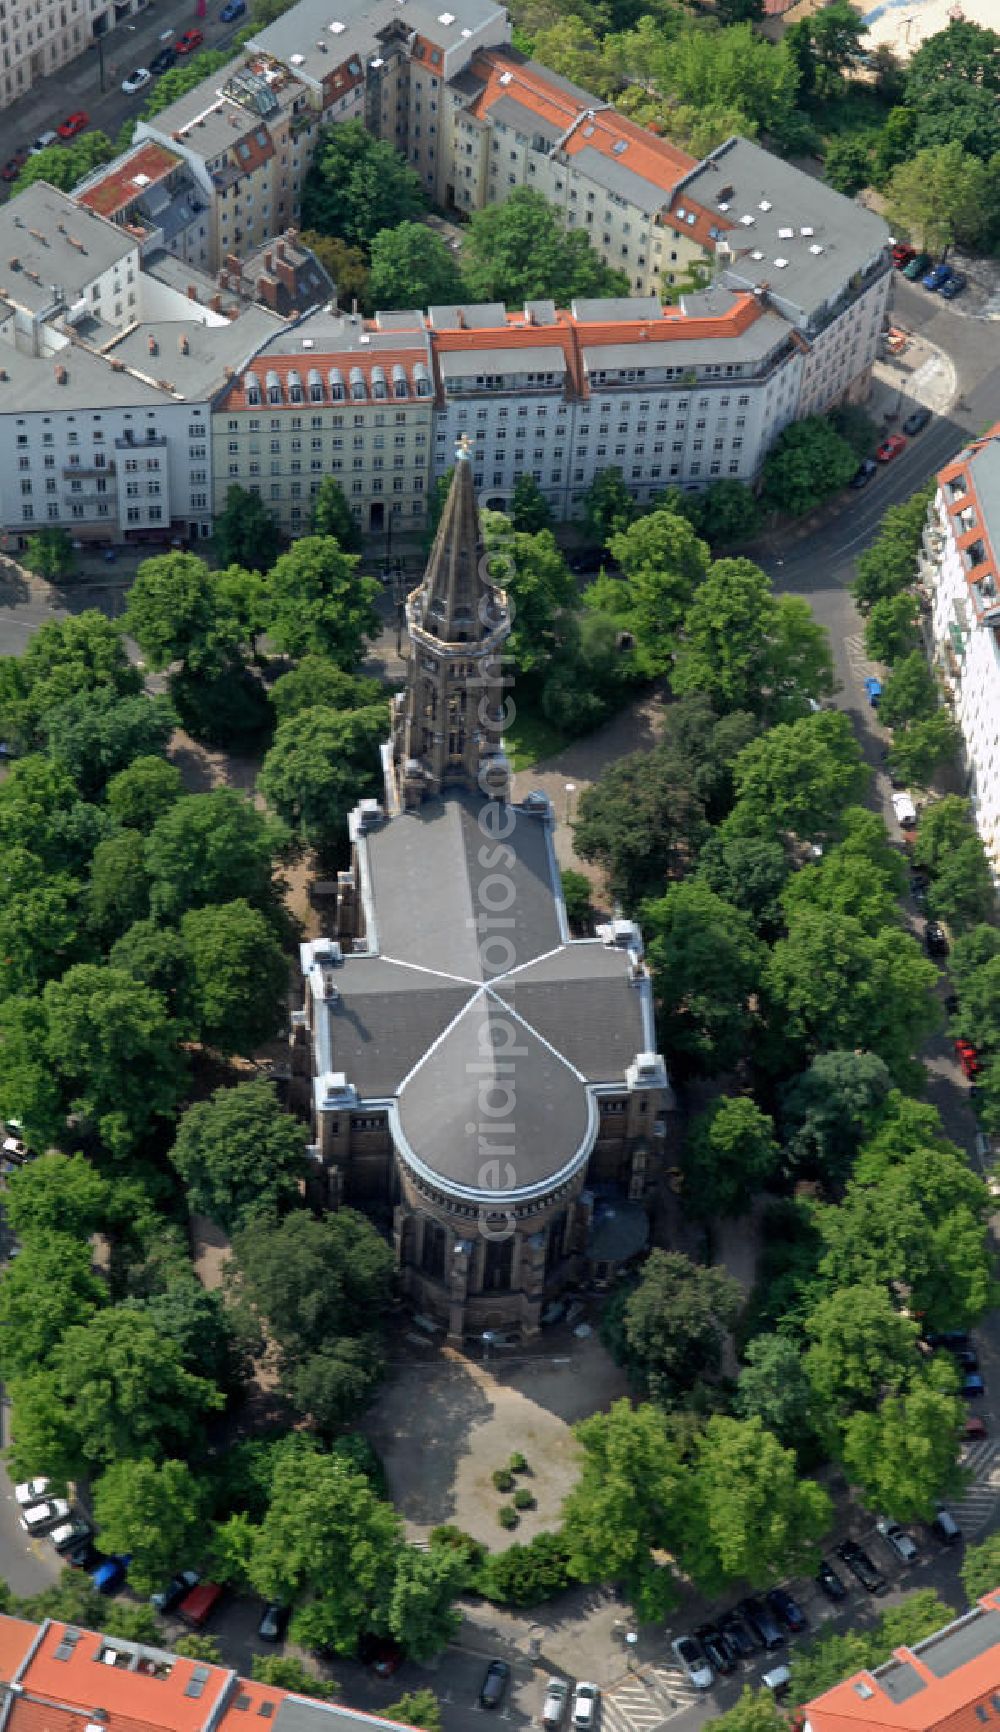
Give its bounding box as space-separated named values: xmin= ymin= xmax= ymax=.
xmin=925 ymin=425 xmax=1000 ymax=883
xmin=0 ymin=181 xmax=283 ymax=549
xmin=0 ymin=0 xmax=146 ymax=112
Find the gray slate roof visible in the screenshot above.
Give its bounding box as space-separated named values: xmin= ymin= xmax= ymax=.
xmin=0 ymin=181 xmax=136 ymax=313
xmin=104 ymin=305 xmax=284 ymax=399
xmin=307 ymin=793 xmax=656 ymax=1202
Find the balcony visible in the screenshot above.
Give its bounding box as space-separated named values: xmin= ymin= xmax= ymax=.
xmin=115 ymin=432 xmax=166 ymax=449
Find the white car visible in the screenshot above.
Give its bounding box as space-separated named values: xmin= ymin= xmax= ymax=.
xmin=892 ymin=790 xmax=917 ymax=830
xmin=572 ymin=1683 xmax=599 ymax=1729
xmin=121 ymin=67 xmax=151 ymax=93
xmin=542 ymin=1678 xmax=570 ymax=1728
xmin=877 ymin=1517 xmax=919 ymax=1563
xmin=14 ymin=1477 xmax=50 ymax=1507
xmin=671 ymin=1635 xmax=714 ymax=1691
xmin=20 ymin=1497 xmax=69 ymax=1533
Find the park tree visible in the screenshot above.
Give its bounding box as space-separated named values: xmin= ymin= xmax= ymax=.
xmin=729 ymin=711 xmax=868 ymax=842
xmin=864 ymin=592 xmax=921 ymax=666
xmin=561 ymin=1399 xmax=686 ymax=1619
xmin=270 ymin=658 xmax=383 ymax=724
xmin=0 ymin=1233 xmax=105 ymax=1380
xmin=511 ymin=475 xmax=553 ymax=533
xmin=169 ymin=1081 xmax=309 ymax=1234
xmin=251 ymin=1658 xmax=337 ymax=1699
xmin=123 ymin=552 xmax=245 ymax=676
xmin=0 ymin=866 xmax=88 ymax=999
xmin=648 ymin=22 xmax=801 ymax=136
xmin=145 ymin=789 xmax=284 ymax=922
xmin=387 ymin=1544 xmax=469 ymax=1660
xmin=912 ymin=795 xmax=979 ymax=874
xmin=695 ymin=831 xmax=789 ymax=940
xmin=763 ymin=909 xmax=940 ymax=1087
xmin=137 ymin=1279 xmax=245 ymax=1399
xmin=110 ymin=921 xmax=190 ymax=1021
xmin=951 ymin=923 xmax=1000 ymax=994
xmin=212 ymin=486 xmax=282 ymax=573
xmin=581 ymin=468 xmax=635 ymax=544
xmin=259 ymin=703 xmax=387 ymax=854
xmin=0 ymin=997 xmax=65 ymax=1154
xmin=23 ymin=528 xmax=74 ymax=581
xmin=263 ymin=537 xmax=380 ymax=666
xmin=682 ymin=1097 xmax=779 ymax=1221
xmin=302 ymin=120 xmax=425 ymax=247
xmin=105 ymin=755 xmax=183 ymax=832
xmin=905 ymin=22 xmax=1000 ymax=163
xmin=486 ymin=525 xmax=576 ymax=675
xmin=561 ymin=869 xmax=594 ymax=932
xmin=0 ymin=759 xmax=108 ymax=877
xmin=244 ymin=1448 xmax=401 ymax=1651
xmin=734 ymin=1335 xmax=816 ymax=1450
xmin=760 ymin=417 xmax=857 ymax=516
xmin=43 ymin=964 xmax=186 ymax=1157
xmin=531 ymin=16 xmax=617 ymax=97
xmin=0 ymin=611 xmax=139 ymax=750
xmin=888 ymin=712 xmax=962 ymax=791
xmin=45 ymin=689 xmax=176 ymax=801
xmin=368 ymin=222 xmax=464 ymax=311
xmin=672 ymin=559 xmax=835 ymax=721
xmin=383 ymin=1692 xmax=443 ymax=1732
xmin=179 ymin=901 xmax=289 ymax=1055
xmin=93 ymin=1459 xmax=207 ymax=1596
xmin=602 ymin=1250 xmax=742 ymax=1403
xmin=962 ymin=1536 xmax=1000 ymax=1605
xmin=643 ymin=879 xmax=764 ymax=1074
xmin=928 ymin=838 xmax=996 ymax=932
xmin=607 ymin=509 xmax=710 ymax=670
xmin=803 ymin=1284 xmax=921 ymax=1430
xmin=678 ymin=1416 xmax=831 ymax=1594
xmin=779 ymin=1049 xmax=893 ymax=1186
xmin=780 ymin=807 xmax=906 ymax=935
xmin=839 ymin=1372 xmax=965 ymax=1519
xmin=3 ymin=1151 xmax=110 ymax=1242
xmin=878 ymin=651 xmax=940 ymax=730
xmin=824 ymin=136 xmax=873 ymax=197
xmin=87 ymin=829 xmax=150 ymax=943
xmin=309 ymin=477 xmax=363 ymax=552
xmin=14 ymin=130 xmax=116 ymax=193
xmin=299 ymin=231 xmax=370 ymax=310
xmin=462 ymin=189 xmax=629 ymax=306
xmin=853 ymin=486 xmax=934 ymax=611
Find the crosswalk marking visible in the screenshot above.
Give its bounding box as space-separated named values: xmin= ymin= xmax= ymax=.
xmin=953 ymin=1440 xmax=1000 ymax=1537
xmin=602 ymin=1666 xmax=700 ymax=1732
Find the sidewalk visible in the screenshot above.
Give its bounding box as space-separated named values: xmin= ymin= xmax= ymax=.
xmin=870 ymin=326 xmax=958 ymax=428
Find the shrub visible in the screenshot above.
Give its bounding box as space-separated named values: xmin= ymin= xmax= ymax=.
xmin=498 ymin=1505 xmax=519 ymax=1529
xmin=512 ymin=1489 xmax=535 ymax=1510
xmin=428 ymin=1524 xmax=486 ymax=1570
xmin=507 ymin=1451 xmax=528 ymax=1474
xmin=492 ymin=1468 xmax=515 ymax=1492
xmin=474 ymin=1532 xmax=573 ymax=1605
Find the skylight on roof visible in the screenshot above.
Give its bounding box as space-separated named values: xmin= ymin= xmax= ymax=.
xmin=290 ymin=52 xmax=305 ymax=63
xmin=612 ymin=139 xmax=627 ymax=154
xmin=800 ymin=225 xmax=814 ymax=236
xmin=854 ymin=1685 xmax=874 ymax=1701
xmin=438 ymin=10 xmax=456 ymax=21
xmin=774 ymin=257 xmax=789 ymax=268
xmin=739 ymin=214 xmax=754 ymax=226
xmin=750 ymin=249 xmax=764 ymax=260
xmin=582 ymin=124 xmax=595 ymax=136
xmin=759 ymin=198 xmax=771 ymax=211
xmin=717 ymin=202 xmax=729 ymax=212
xmin=498 ymin=70 xmax=512 ymax=83
xmin=809 ymin=243 xmax=824 ymax=254
xmin=328 ymin=19 xmax=345 ymax=31
xmin=133 ymin=173 xmax=151 ymax=187
xmin=777 ymin=226 xmax=794 ymax=239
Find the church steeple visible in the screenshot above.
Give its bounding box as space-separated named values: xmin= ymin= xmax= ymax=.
xmin=386 ymin=440 xmax=511 ymax=812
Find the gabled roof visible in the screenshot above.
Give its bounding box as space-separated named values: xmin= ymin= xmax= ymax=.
xmin=806 ymin=1593 xmax=1000 ymax=1732
xmin=937 ymin=422 xmax=1000 ymax=626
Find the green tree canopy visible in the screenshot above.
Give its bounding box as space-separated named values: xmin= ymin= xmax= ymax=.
xmin=462 ymin=188 xmax=629 ymax=305
xmin=839 ymin=1372 xmax=965 ymax=1520
xmin=23 ymin=528 xmax=75 ymax=581
xmin=387 ymin=1544 xmax=468 ymax=1661
xmin=853 ymin=486 xmax=934 ymax=611
xmin=790 ymin=1591 xmax=956 ymax=1701
xmin=92 ymin=1458 xmax=207 ymax=1596
xmin=169 ymin=1081 xmax=308 ymax=1233
xmin=511 ymin=474 xmax=553 ymax=533
xmin=694 ymin=830 xmax=789 ymax=940
xmin=760 ymin=416 xmax=857 ymax=516
xmin=729 ymin=710 xmax=868 ymax=842
xmin=643 ymin=879 xmax=765 ymax=1074
xmin=779 ymin=1049 xmax=893 ymax=1186
xmin=887 ymin=712 xmax=962 ymax=792
xmin=962 ymin=1536 xmax=1000 ymax=1605
xmin=212 ymin=486 xmax=282 ymax=573
xmin=878 ymin=651 xmax=940 ymax=730
xmin=105 ymin=755 xmax=184 ymax=832
xmin=485 ymin=524 xmax=576 ymax=674
xmin=123 ymin=553 xmax=247 ymax=675
xmin=0 ymin=612 xmax=139 ymax=751
xmin=263 ymin=537 xmax=380 ymax=666
xmin=259 ymin=703 xmax=384 ymax=853
xmin=0 ymin=1232 xmax=105 ymax=1380
xmin=679 ymin=1416 xmax=831 ymax=1594
xmin=607 ymin=508 xmax=710 ymax=671
xmin=573 ymin=741 xmax=707 ymax=909
xmin=13 ymin=130 xmax=116 ymax=193
xmin=561 ymin=1399 xmax=686 ymax=1620
xmin=734 ymin=1334 xmax=816 ymax=1450
xmin=309 ymin=477 xmax=363 ymax=552
xmin=682 ymin=1097 xmax=779 ymax=1220
xmin=44 ymin=689 xmax=176 ymax=801
xmin=3 ymin=1151 xmax=110 ymax=1242
xmin=864 ymin=592 xmax=922 ymax=667
xmin=673 ymin=559 xmax=835 ymax=722
xmin=270 ymin=658 xmax=384 ymax=724
xmin=179 ymin=900 xmax=288 ymax=1055
xmin=302 ymin=119 xmax=425 ymax=248
xmin=145 ymin=788 xmax=284 ymax=922
xmin=780 ymin=806 xmax=906 ymax=934
xmin=368 ymin=221 xmax=464 ymax=310
xmin=602 ymin=1249 xmax=742 ymax=1403
xmin=582 ymin=468 xmax=636 ymax=544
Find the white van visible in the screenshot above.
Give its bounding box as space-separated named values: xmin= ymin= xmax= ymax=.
xmin=30 ymin=131 xmax=58 ymax=154
xmin=762 ymin=1665 xmax=792 ymax=1695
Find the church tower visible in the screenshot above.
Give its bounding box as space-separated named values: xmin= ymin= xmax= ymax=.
xmin=386 ymin=439 xmax=512 ymax=812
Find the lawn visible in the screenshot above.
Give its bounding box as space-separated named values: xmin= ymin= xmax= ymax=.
xmin=503 ymin=701 xmax=574 ymax=770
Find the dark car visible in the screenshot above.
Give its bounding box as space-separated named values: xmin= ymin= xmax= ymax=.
xmin=480 ymin=1661 xmax=510 ymax=1709
xmin=955 ymin=1348 xmax=980 ymax=1373
xmin=940 ymin=273 xmax=967 ymax=300
xmin=816 ymin=1561 xmax=848 ymax=1603
xmin=719 ymin=1610 xmax=758 ymax=1658
xmin=963 ymin=1372 xmax=986 ymax=1399
xmin=220 ymin=0 xmax=247 ymax=16
xmin=695 ymin=1624 xmax=737 ymax=1675
xmin=258 ymin=1602 xmax=289 ymax=1643
xmin=0 ymin=149 xmax=27 ymax=181
xmin=92 ymin=1556 xmax=129 ymax=1595
xmin=902 ymin=407 xmax=931 ymax=436
xmin=358 ymin=1635 xmax=404 ymax=1677
xmin=927 ymin=1329 xmax=969 ymax=1352
xmin=738 ymin=1597 xmax=784 ymax=1652
xmin=925 ymin=921 xmax=949 ymax=957
xmin=922 ymin=262 xmax=953 ymax=292
xmin=766 ymin=1588 xmax=808 ymax=1634
xmin=151 ymin=1569 xmax=200 ymax=1614
xmin=850 ymin=457 xmax=877 ymax=490
xmin=837 ymin=1540 xmax=888 ymax=1594
xmin=903 ymin=252 xmax=932 ymax=281
xmin=150 ymin=45 xmax=178 ymax=73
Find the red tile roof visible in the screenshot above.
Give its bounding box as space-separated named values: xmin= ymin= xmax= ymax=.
xmin=18 ymin=1621 xmax=231 ymax=1732
xmin=76 ymin=142 xmax=184 ymax=219
xmin=0 ymin=1616 xmax=40 ymax=1683
xmin=806 ymin=1591 xmax=1000 ymax=1732
xmin=217 ymin=343 xmax=431 ymax=411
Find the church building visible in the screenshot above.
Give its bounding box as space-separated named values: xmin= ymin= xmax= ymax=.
xmin=291 ymin=448 xmax=672 ymax=1342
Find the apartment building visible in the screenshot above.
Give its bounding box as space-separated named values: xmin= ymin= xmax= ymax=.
xmin=924 ymin=423 xmax=1000 ymax=883
xmin=806 ymin=1589 xmax=1000 ymax=1732
xmin=0 ymin=181 xmax=283 ymax=549
xmin=0 ymin=0 xmax=146 ymax=112
xmin=213 ymin=306 xmax=434 ymax=536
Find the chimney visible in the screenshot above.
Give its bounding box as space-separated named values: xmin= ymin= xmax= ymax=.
xmin=211 ymin=293 xmax=223 ymax=312
xmin=276 ymin=258 xmax=296 ymax=294
xmin=287 ymin=227 xmax=299 ymax=244
xmin=8 ymin=257 xmax=18 ymax=271
xmin=257 ymin=276 xmax=280 ymax=312
xmin=187 ymin=284 xmax=197 ymax=300
xmin=276 ymin=238 xmax=287 ymax=261
xmin=264 ymin=250 xmax=274 ymax=272
xmin=179 ymin=333 xmax=190 ymax=354
xmin=55 ymin=364 xmax=67 ymax=384
xmin=456 ymin=307 xmax=466 ymax=329
xmin=148 ymin=334 xmax=158 ymax=355
xmin=225 ymin=252 xmax=240 ymax=275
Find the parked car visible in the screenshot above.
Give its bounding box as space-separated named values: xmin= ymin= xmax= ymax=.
xmin=220 ymin=0 xmax=247 ymax=17
xmin=837 ymin=1539 xmax=888 ymax=1594
xmin=479 ymin=1661 xmax=510 ymax=1710
xmin=30 ymin=131 xmax=59 ymax=154
xmin=719 ymin=1610 xmax=757 ymax=1657
xmin=922 ymin=262 xmax=953 ymax=292
xmin=14 ymin=1477 xmax=51 ymax=1507
xmin=816 ymin=1561 xmax=848 ymax=1603
xmin=92 ymin=1556 xmax=129 ymax=1595
xmin=738 ymin=1597 xmax=784 ymax=1651
xmin=542 ymin=1678 xmax=570 ymax=1728
xmin=0 ymin=149 xmax=27 ymax=181
xmin=672 ymin=1635 xmax=714 ymax=1691
xmin=903 ymin=252 xmax=932 ymax=280
xmin=571 ymin=1683 xmax=599 ymax=1729
xmin=57 ymin=112 xmax=89 ymax=139
xmin=964 ymin=1416 xmax=989 ymax=1442
xmin=850 ymin=458 xmax=878 ymax=489
xmin=20 ymin=1497 xmax=70 ymax=1533
xmin=892 ymin=790 xmax=917 ymax=830
xmin=66 ymin=1539 xmax=100 ymax=1571
xmin=932 ymin=1508 xmax=962 ymax=1546
xmin=763 ymin=1665 xmax=792 ymax=1696
xmin=940 ymin=272 xmax=967 ymax=300
xmin=955 ymin=1348 xmax=980 ymax=1373
xmin=928 ymin=1329 xmax=969 ymax=1351
xmin=174 ymin=28 xmax=204 ymax=53
xmin=925 ymin=920 xmax=949 ymax=957
xmin=903 ymin=407 xmax=931 ymax=436
xmin=150 ymin=1569 xmax=200 ymax=1613
xmin=892 ymin=243 xmax=916 ymax=269
xmin=257 ymin=1602 xmax=289 ymax=1643
xmin=955 ymin=1039 xmax=980 ymax=1078
xmin=877 ymin=1518 xmax=919 ymax=1564
xmin=150 ymin=45 xmax=178 ymax=72
xmin=963 ymin=1372 xmax=986 ymax=1399
xmin=358 ymin=1635 xmax=404 ymax=1677
xmin=121 ymin=67 xmax=151 ymax=92
xmin=876 ymin=433 xmax=907 ymax=463
xmin=51 ymin=1518 xmax=93 ymax=1554
xmin=766 ymin=1588 xmax=808 ymax=1633
xmin=694 ymin=1624 xmax=737 ymax=1676
xmin=177 ymin=1581 xmax=223 ymax=1629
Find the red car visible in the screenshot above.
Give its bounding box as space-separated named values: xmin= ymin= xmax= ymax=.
xmin=965 ymin=1416 xmax=989 ymax=1442
xmin=175 ymin=28 xmax=204 ymax=52
xmin=1 ymin=148 xmax=27 ymax=182
xmin=876 ymin=433 xmax=907 ymax=463
xmin=892 ymin=243 xmax=916 ymax=270
xmin=57 ymin=112 xmax=89 ymax=139
xmin=954 ymin=1038 xmax=980 ymax=1079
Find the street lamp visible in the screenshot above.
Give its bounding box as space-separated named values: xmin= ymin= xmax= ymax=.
xmin=564 ymin=782 xmax=576 ymax=823
xmin=625 ymin=1632 xmax=638 ymax=1672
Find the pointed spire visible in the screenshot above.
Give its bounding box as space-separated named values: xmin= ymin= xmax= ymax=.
xmin=421 ymin=436 xmax=492 ymax=643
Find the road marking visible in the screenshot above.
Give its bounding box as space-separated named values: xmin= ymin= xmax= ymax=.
xmin=953 ymin=1440 xmax=1000 ymax=1536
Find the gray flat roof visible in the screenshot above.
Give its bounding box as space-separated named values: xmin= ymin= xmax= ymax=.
xmin=428 ymin=302 xmax=507 ymax=329
xmin=0 ymin=181 xmax=136 ymax=313
xmin=582 ymin=310 xmax=790 ymax=371
xmin=140 ymin=63 xmax=263 ymax=158
xmin=681 ymin=135 xmax=890 ymax=324
xmin=969 ymin=435 xmax=1000 ymax=571
xmin=572 ymin=295 xmax=661 ymax=322
xmin=916 ymin=1609 xmax=1000 ymax=1679
xmin=489 ymin=94 xmax=561 ymax=141
xmin=276 ymin=1699 xmax=420 ymax=1732
xmin=104 ymin=305 xmax=284 ymax=399
xmin=0 ymin=338 xmax=169 ymax=412
xmin=262 ymin=308 xmax=430 ymax=357
xmin=248 ymin=0 xmax=504 ymax=89
xmin=439 ymin=343 xmax=566 ymax=376
xmin=571 ymin=145 xmax=671 ymax=214
xmin=874 ymin=1661 xmax=927 ymax=1705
